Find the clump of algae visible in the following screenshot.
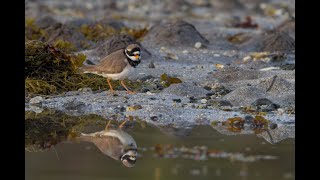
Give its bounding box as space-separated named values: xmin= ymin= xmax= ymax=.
xmin=120 ymin=27 xmax=149 ymax=40
xmin=25 ymin=109 xmax=107 ymax=152
xmin=25 ymin=40 xmax=145 ymax=96
xmin=25 ymin=18 xmax=48 ymax=41
xmin=80 ymin=22 xmax=149 ymax=42
xmin=80 ymin=23 xmax=117 ymax=42
xmin=160 ymin=73 xmax=182 ymax=87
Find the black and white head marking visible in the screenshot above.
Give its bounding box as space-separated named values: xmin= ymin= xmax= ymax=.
xmin=124 ymin=46 xmax=141 ymax=68
xmin=120 ymin=149 xmax=137 ymax=167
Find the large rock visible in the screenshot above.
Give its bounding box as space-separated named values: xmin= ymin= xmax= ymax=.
xmin=90 ymin=34 xmax=151 ymax=60
xmin=277 ymin=19 xmax=295 ymax=40
xmin=223 ymin=86 xmax=266 ymax=106
xmin=241 ymin=31 xmax=295 ymax=52
xmin=213 ymin=67 xmax=262 ymax=83
xmin=143 ymin=20 xmax=209 ymax=47
xmin=162 ymin=82 xmax=210 ymax=98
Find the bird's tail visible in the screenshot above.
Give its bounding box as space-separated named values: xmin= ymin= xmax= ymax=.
xmin=77 ymin=65 xmax=96 ymax=74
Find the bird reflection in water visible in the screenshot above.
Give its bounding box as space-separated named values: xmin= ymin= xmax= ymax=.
xmin=76 ymin=120 xmax=138 ymax=167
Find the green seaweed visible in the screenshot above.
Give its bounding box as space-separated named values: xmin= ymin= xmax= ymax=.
xmin=160 ymin=73 xmax=182 ymax=87
xmin=120 ymin=27 xmax=149 ymax=40
xmin=25 ymin=109 xmax=107 ymax=152
xmin=53 ymin=39 xmax=77 ymax=53
xmin=25 ymin=18 xmax=48 ymax=41
xmin=25 ymin=40 xmax=146 ymax=96
xmin=80 ymin=23 xmax=117 ymax=42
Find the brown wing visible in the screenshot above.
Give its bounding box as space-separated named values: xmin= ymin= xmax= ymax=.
xmin=78 ymin=135 xmax=123 ymax=160
xmin=79 ymin=49 xmax=128 ymax=74
xmin=84 ymin=49 xmax=128 ymax=74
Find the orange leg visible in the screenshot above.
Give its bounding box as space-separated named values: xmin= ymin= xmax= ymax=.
xmin=119 ymin=119 xmax=128 ymax=129
xmin=107 ymin=78 xmax=115 ymax=94
xmin=105 ymin=120 xmax=111 ymax=130
xmin=120 ymin=80 xmax=135 ymax=94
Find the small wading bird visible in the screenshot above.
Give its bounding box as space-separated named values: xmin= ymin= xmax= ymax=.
xmin=79 ymin=44 xmax=141 ymax=94
xmin=77 ymin=120 xmax=138 ymax=167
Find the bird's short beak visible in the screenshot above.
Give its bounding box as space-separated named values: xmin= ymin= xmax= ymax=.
xmin=135 ymin=55 xmax=140 ymax=59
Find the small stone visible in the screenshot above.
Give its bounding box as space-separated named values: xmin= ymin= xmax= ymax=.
xmin=243 ymin=56 xmax=251 ymax=62
xmin=165 ymin=53 xmax=179 ymax=60
xmin=206 ymin=92 xmax=215 ymax=97
xmin=203 ymin=86 xmax=212 ymax=91
xmin=251 ymin=98 xmax=273 ymax=106
xmin=140 ymin=75 xmax=154 ymax=82
xmin=195 ymin=42 xmax=202 ymax=49
xmin=244 ymin=115 xmax=254 ymax=123
xmin=146 ymin=91 xmax=154 ymax=95
xmin=277 ymin=108 xmax=285 ymax=114
xmin=214 ymin=54 xmax=221 ymax=57
xmin=78 ymin=87 xmax=92 ymax=92
xmin=29 ymin=96 xmax=43 ymax=104
xmin=173 ymin=99 xmax=182 ymax=103
xmin=140 ymin=88 xmax=150 ymax=93
xmin=119 ymin=107 xmax=126 ymax=112
xmin=200 ymin=99 xmax=207 ymax=104
xmin=182 ymin=50 xmax=189 ymax=54
xmin=28 ymin=105 xmax=44 ymax=113
xmin=148 ymin=61 xmax=155 ymax=68
xmin=269 ymin=123 xmax=278 ymax=129
xmin=150 ymin=116 xmax=158 ymax=121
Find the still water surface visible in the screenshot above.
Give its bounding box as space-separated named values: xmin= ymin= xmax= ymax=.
xmin=26 ymin=121 xmax=294 ymax=180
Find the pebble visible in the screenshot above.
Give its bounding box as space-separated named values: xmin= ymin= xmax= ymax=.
xmin=203 ymin=86 xmax=212 ymax=91
xmin=200 ymin=99 xmax=207 ymax=104
xmin=78 ymin=87 xmax=92 ymax=92
xmin=244 ymin=115 xmax=254 ymax=122
xmin=29 ymin=96 xmax=43 ymax=104
xmin=150 ymin=116 xmax=158 ymax=121
xmin=140 ymin=87 xmax=150 ymax=93
xmin=195 ymin=42 xmax=202 ymax=49
xmin=173 ymin=99 xmax=182 ymax=103
xmin=243 ymin=56 xmax=251 ymax=62
xmin=148 ymin=61 xmax=155 ymax=68
xmin=139 ymin=75 xmax=154 ymax=82
xmin=277 ymin=108 xmax=285 ymax=114
xmin=269 ymin=123 xmax=278 ymax=129
xmin=182 ymin=50 xmax=189 ymax=54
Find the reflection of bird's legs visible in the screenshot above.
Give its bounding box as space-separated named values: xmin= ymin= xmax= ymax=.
xmin=119 ymin=119 xmax=128 ymax=129
xmin=120 ymin=80 xmax=135 ymax=94
xmin=105 ymin=120 xmax=112 ymax=130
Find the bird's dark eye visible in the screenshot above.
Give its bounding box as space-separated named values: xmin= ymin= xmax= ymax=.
xmin=127 ymin=51 xmax=140 ymax=56
xmin=130 ymin=47 xmax=140 ymax=52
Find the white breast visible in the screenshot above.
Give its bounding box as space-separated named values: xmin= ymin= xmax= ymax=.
xmin=101 ymin=65 xmax=133 ymax=80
